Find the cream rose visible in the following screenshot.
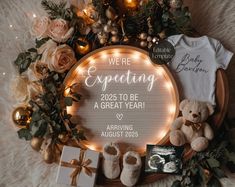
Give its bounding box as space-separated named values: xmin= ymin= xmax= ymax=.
xmin=38 ymin=40 xmax=76 ymax=73
xmin=47 ymin=19 xmax=74 ymax=43
xmin=31 ymin=17 xmax=50 ymax=39
xmin=48 ymin=44 xmax=76 ymax=73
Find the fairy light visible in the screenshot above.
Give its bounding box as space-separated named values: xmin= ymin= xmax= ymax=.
xmin=131 ymin=52 xmax=141 ymax=61
xmin=77 ymin=67 xmax=84 ymax=75
xmin=87 ymin=144 xmax=96 ymax=151
xmin=9 ymin=24 xmax=13 ymax=28
xmin=113 ymin=49 xmax=120 ymax=57
xmin=88 ymin=57 xmax=95 ymax=65
xmin=158 ymin=129 xmax=168 ymax=140
xmin=64 ymin=87 xmax=71 ymax=96
xmin=101 ymin=52 xmax=108 ymax=59
xmin=145 ymin=59 xmax=152 ymax=66
xmin=156 ymin=67 xmax=164 ymax=76
xmin=66 ymin=106 xmax=73 ymax=115
xmin=164 ymin=81 xmax=173 ymax=90
xmin=168 ymin=104 xmax=176 ymax=114
xmin=33 ymin=13 xmax=36 ymax=18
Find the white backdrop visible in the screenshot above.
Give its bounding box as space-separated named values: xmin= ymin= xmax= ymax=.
xmin=0 ymin=0 xmax=235 ymax=186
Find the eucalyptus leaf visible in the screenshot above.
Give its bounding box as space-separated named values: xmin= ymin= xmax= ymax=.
xmin=171 ymin=180 xmax=181 ymax=187
xmin=207 ymin=158 xmax=220 ymax=168
xmin=64 ymin=97 xmax=73 ymax=106
xmin=213 ymin=168 xmax=227 ymax=179
xmin=207 ymin=176 xmax=222 ymax=187
xmin=17 ymin=129 xmax=32 ymax=140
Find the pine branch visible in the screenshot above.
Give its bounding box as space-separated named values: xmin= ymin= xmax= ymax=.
xmin=41 ymin=0 xmax=73 ymax=20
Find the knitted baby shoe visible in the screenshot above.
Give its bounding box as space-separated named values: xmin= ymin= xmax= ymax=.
xmin=102 ymin=143 xmax=121 ymax=179
xmin=120 ymin=151 xmax=142 ymax=186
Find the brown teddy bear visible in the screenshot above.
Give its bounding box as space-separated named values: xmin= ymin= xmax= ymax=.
xmin=170 ymin=99 xmax=214 ymax=152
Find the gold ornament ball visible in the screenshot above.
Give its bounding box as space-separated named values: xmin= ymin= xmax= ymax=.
xmin=31 ymin=137 xmax=44 ymax=151
xmin=140 ymin=41 xmax=148 ymax=47
xmin=139 ymin=32 xmax=148 ymax=40
xmin=12 ymin=106 xmax=32 ymax=128
xmin=58 ymin=133 xmax=69 ymax=143
xmin=159 ymin=30 xmax=166 ymax=39
xmin=147 ymin=36 xmax=152 ymax=42
xmin=75 ymin=37 xmax=91 ymax=55
xmin=105 ymin=6 xmax=117 ymax=20
xmin=43 ymin=144 xmax=55 ymax=164
xmin=103 ymin=24 xmax=112 ymax=33
xmin=99 ymin=38 xmax=107 ymax=44
xmin=111 ymin=35 xmax=120 ymax=43
xmin=111 ymin=28 xmax=119 ymax=35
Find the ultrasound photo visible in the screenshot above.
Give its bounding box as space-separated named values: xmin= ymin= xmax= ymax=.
xmin=145 ymin=145 xmax=184 ymax=174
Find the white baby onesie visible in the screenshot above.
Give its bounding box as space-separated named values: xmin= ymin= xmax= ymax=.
xmin=167 ymin=34 xmax=233 ymax=106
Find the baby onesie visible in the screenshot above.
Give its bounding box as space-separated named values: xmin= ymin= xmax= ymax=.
xmin=167 ymin=34 xmax=233 ymax=106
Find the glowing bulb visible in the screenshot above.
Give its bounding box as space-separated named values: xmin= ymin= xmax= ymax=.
xmin=168 ymin=104 xmax=176 ymax=114
xmin=156 ymin=67 xmax=164 ymax=76
xmin=9 ymin=24 xmax=13 ymax=28
xmin=101 ymin=52 xmax=108 ymax=59
xmin=87 ymin=144 xmax=96 ymax=151
xmin=66 ymin=106 xmax=73 ymax=114
xmin=158 ymin=129 xmax=167 ymax=139
xmin=33 ymin=13 xmax=36 ymax=18
xmin=77 ymin=67 xmax=84 ymax=75
xmin=164 ymin=81 xmax=172 ymax=90
xmin=145 ymin=59 xmax=151 ymax=66
xmin=113 ymin=50 xmax=120 ymax=57
xmin=131 ymin=52 xmax=141 ymax=60
xmin=64 ymin=87 xmax=70 ymax=96
xmin=87 ymin=57 xmax=95 ymax=65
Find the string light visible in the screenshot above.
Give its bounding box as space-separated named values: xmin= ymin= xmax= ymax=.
xmin=113 ymin=49 xmax=120 ymax=57
xmin=87 ymin=144 xmax=96 ymax=151
xmin=168 ymin=104 xmax=176 ymax=114
xmin=88 ymin=58 xmax=95 ymax=65
xmin=33 ymin=13 xmax=37 ymax=18
xmin=9 ymin=24 xmax=13 ymax=28
xmin=131 ymin=52 xmax=141 ymax=60
xmin=77 ymin=67 xmax=84 ymax=75
xmin=164 ymin=81 xmax=172 ymax=90
xmin=156 ymin=67 xmax=164 ymax=76
xmin=101 ymin=52 xmax=108 ymax=59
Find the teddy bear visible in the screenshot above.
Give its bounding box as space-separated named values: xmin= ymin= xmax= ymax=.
xmin=170 ymin=99 xmax=214 ymax=152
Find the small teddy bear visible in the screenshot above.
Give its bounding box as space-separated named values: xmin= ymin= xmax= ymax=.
xmin=170 ymin=99 xmax=214 ymax=152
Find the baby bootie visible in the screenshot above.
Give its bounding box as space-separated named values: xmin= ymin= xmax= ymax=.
xmin=120 ymin=151 xmax=142 ymax=187
xmin=102 ymin=143 xmax=121 ymax=179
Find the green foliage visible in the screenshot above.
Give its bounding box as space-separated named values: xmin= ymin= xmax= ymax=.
xmin=14 ymin=48 xmax=39 ymax=74
xmin=172 ymin=118 xmax=235 ymax=187
xmin=17 ymin=128 xmax=32 ymax=140
xmin=41 ymin=0 xmax=74 ymax=20
xmin=36 ymin=37 xmax=50 ymax=48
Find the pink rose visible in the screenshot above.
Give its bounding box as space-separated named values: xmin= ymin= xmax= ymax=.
xmin=31 ymin=17 xmax=50 ymax=39
xmin=47 ymin=19 xmax=74 ymax=43
xmin=48 ymin=44 xmax=76 ymax=73
xmin=38 ymin=40 xmax=76 ymax=73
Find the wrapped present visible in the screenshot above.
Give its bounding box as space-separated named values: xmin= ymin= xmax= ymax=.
xmin=56 ymin=146 xmax=100 ymax=187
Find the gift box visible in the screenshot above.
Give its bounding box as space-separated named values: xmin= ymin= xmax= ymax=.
xmin=56 ymin=146 xmax=100 ymax=187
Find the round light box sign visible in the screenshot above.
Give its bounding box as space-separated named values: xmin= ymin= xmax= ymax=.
xmin=64 ymin=45 xmax=179 ymax=153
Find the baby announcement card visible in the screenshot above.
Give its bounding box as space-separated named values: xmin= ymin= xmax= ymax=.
xmin=64 ymin=46 xmax=179 ymax=153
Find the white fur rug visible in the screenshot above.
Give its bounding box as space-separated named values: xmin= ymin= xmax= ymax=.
xmin=0 ymin=0 xmax=235 ymax=187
